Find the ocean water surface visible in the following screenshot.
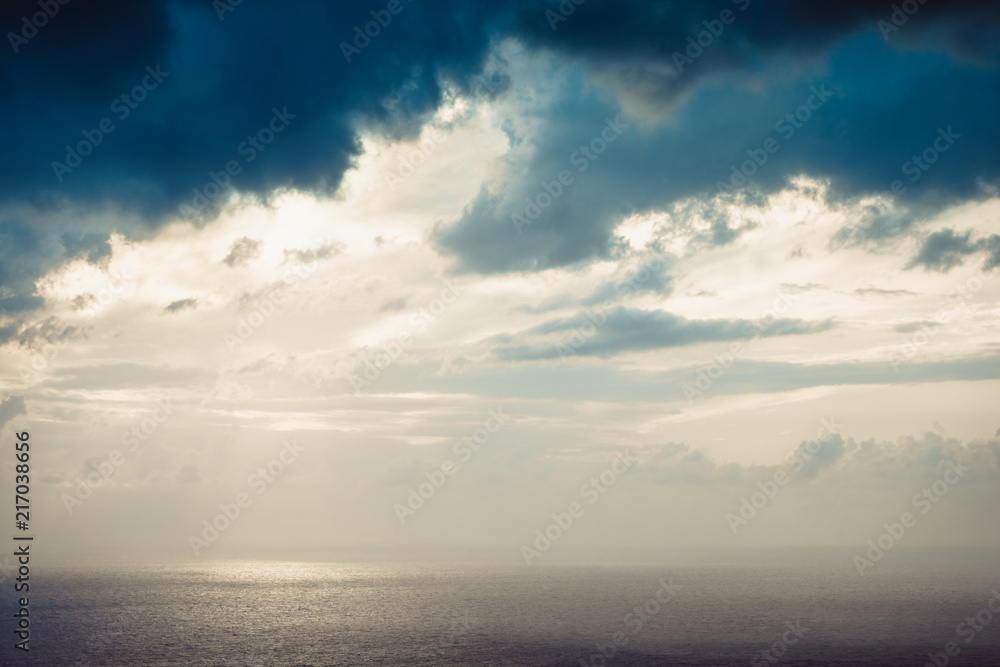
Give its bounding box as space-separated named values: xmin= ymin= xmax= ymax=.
xmin=4 ymin=549 xmax=1000 ymax=666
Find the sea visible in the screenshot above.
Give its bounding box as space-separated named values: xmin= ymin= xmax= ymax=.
xmin=3 ymin=548 xmax=999 ymax=666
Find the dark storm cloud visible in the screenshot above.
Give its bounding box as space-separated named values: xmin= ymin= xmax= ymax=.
xmin=508 ymin=0 xmax=1000 ymax=68
xmin=2 ymin=0 xmax=999 ymax=314
xmin=435 ymin=39 xmax=1000 ymax=272
xmin=1 ymin=0 xmax=501 ymax=215
xmin=1 ymin=0 xmax=500 ymax=317
xmin=436 ymin=1 xmax=1000 ymax=273
xmin=493 ymin=307 xmax=835 ymax=361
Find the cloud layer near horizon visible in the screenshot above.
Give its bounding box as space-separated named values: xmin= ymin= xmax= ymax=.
xmin=2 ymin=0 xmax=999 ymax=554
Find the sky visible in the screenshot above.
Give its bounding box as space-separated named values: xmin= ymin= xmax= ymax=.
xmin=1 ymin=0 xmax=999 ymax=558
